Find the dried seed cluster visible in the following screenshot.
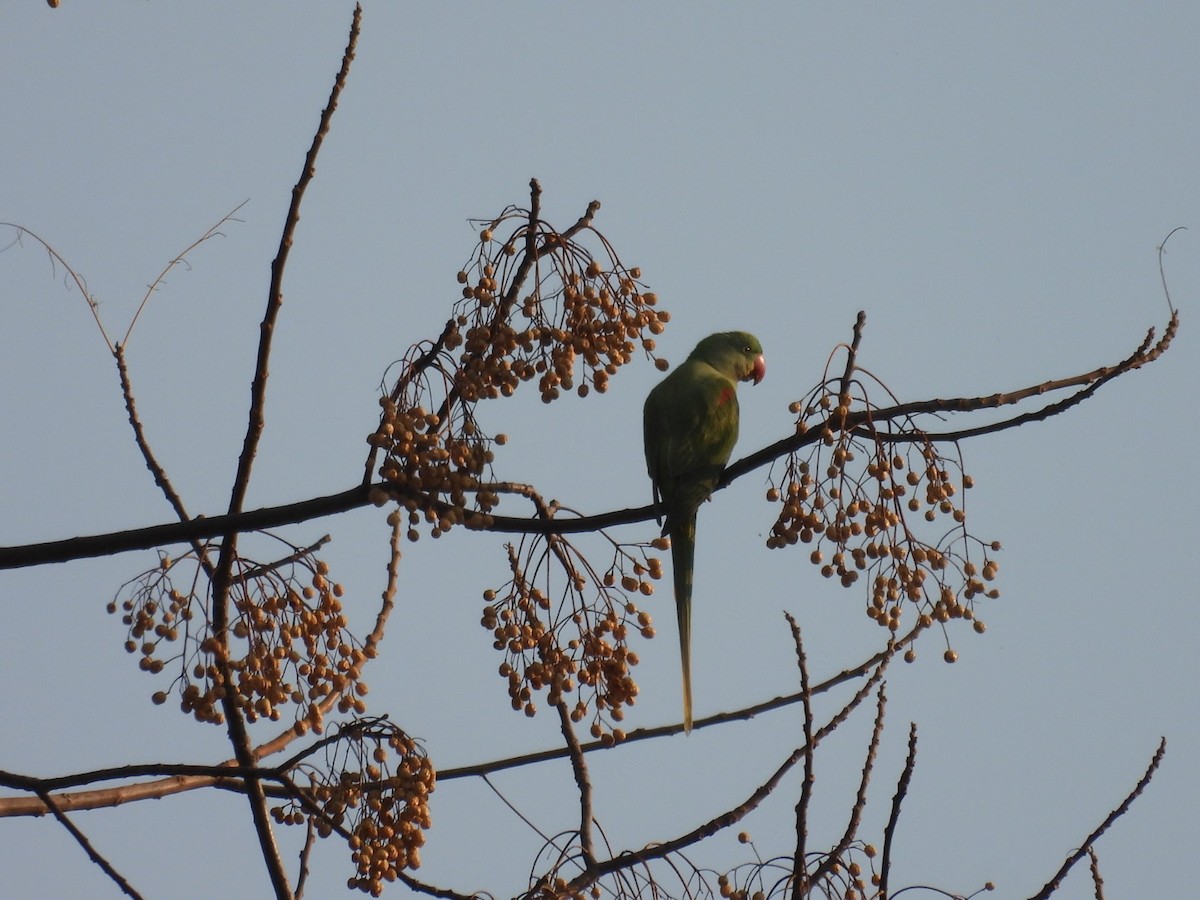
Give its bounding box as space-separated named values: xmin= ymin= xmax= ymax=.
xmin=451 ymin=211 xmax=669 ymax=404
xmin=481 ymin=538 xmax=662 ymax=741
xmin=271 ymin=721 xmax=435 ymax=897
xmin=369 ymin=398 xmax=502 ymax=540
xmin=766 ymin=386 xmax=999 ymax=651
xmin=109 ymin=549 xmax=371 ymax=730
xmin=368 ymin=210 xmax=669 ymax=542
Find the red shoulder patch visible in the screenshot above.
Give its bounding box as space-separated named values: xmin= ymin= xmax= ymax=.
xmin=716 ymin=385 xmax=736 ymax=407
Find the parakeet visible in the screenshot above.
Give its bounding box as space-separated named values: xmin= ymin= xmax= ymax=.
xmin=643 ymin=331 xmax=765 ymax=733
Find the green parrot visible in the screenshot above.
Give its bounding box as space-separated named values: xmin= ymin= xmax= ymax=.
xmin=643 ymin=331 xmax=766 ymax=733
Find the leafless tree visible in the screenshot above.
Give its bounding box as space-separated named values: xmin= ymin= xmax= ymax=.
xmin=0 ymin=7 xmax=1176 ymax=899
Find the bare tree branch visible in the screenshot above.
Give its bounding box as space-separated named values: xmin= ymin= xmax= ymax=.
xmin=114 ymin=343 xmax=219 ymax=581
xmin=787 ymin=614 xmax=815 ymax=900
xmin=0 ymin=223 xmax=114 ymax=349
xmin=879 ymin=722 xmax=919 ymax=899
xmin=563 ymin=657 xmax=890 ymax=894
xmin=1027 ymin=737 xmax=1166 ymax=900
xmin=36 ymin=789 xmax=145 ymax=900
xmin=555 ymin=699 xmax=596 ymax=867
xmin=1088 ymin=847 xmax=1106 ymax=900
xmin=1 ymin=301 xmax=1176 ymax=574
xmin=294 ymin=817 xmax=317 ymax=900
xmin=120 ymin=201 xmax=248 ymax=348
xmin=809 ymin=686 xmax=887 ymax=886
xmin=115 ymin=344 xmax=194 ymax=528
xmin=1158 ymin=225 xmax=1186 ymax=316
xmin=435 ymin=628 xmax=907 ymax=782
xmin=202 ymin=9 xmax=362 ymax=898
xmin=0 ymin=485 xmax=374 ymax=569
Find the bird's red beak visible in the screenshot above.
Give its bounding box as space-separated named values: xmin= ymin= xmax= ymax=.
xmin=748 ymin=355 xmax=766 ymax=385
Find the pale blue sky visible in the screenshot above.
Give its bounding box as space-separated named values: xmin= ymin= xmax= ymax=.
xmin=2 ymin=3 xmax=1197 ymax=898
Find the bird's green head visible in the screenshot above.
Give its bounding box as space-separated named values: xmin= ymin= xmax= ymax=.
xmin=691 ymin=331 xmax=766 ymax=384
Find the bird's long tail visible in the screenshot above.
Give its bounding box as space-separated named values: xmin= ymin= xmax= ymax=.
xmin=669 ymin=512 xmax=697 ymax=734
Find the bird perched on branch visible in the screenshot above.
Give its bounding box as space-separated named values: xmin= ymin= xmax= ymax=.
xmin=643 ymin=331 xmax=765 ymax=733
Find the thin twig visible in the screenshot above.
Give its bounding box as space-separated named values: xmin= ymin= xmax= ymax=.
xmin=1088 ymin=847 xmax=1105 ymax=900
xmin=121 ymin=200 xmax=248 ymax=347
xmin=434 ymin=630 xmax=905 ymax=782
xmin=555 ymin=699 xmax=596 ymax=866
xmin=787 ymin=613 xmax=815 ymax=900
xmin=36 ymin=789 xmax=145 ymax=900
xmin=809 ymin=686 xmax=887 ymax=886
xmin=114 ymin=344 xmax=216 ymax=576
xmin=883 ymin=724 xmax=916 ymax=900
xmin=1027 ymin=737 xmax=1166 ymax=900
xmin=114 ymin=345 xmax=191 ymax=524
xmin=393 ymin=868 xmax=486 ymax=900
xmin=0 ymin=223 xmax=114 ymax=349
xmin=564 ymin=660 xmax=888 ymax=894
xmin=730 ymin=310 xmax=1176 ymax=477
xmin=423 ymin=179 xmax=547 ymax=434
xmin=294 ymin=817 xmax=316 ymax=900
xmin=879 ymin=722 xmax=919 ymax=900
xmin=837 ymin=311 xmax=867 ymax=416
xmin=481 ymin=773 xmax=556 ymax=846
xmin=364 ymin=512 xmax=405 ymax=658
xmin=237 ymin=534 xmax=331 ymax=580
xmin=1157 ymin=225 xmax=1186 ymax=315
xmin=0 ymin=674 xmax=358 ymax=819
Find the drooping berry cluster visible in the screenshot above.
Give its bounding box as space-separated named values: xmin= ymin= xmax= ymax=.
xmin=481 ymin=536 xmax=663 ymax=741
xmin=367 ymin=198 xmax=670 ymax=542
xmin=270 ymin=719 xmax=435 ymax=897
xmin=450 ymin=208 xmax=668 ymax=404
xmin=109 ymin=545 xmax=371 ymax=730
xmin=766 ymin=379 xmax=999 ymax=657
xmin=368 ymin=396 xmax=504 ymax=539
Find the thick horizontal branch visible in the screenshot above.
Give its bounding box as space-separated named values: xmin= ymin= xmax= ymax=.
xmin=0 ymin=486 xmax=376 ymax=569
xmin=0 ymin=312 xmax=1175 ymax=571
xmin=728 ymin=316 xmax=1173 ymax=480
xmin=0 ymin=483 xmax=661 ymax=570
xmin=0 ymin=762 xmax=269 ymax=797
